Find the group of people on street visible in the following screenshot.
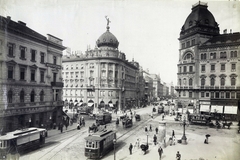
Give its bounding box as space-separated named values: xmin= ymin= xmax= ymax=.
xmin=77 ymin=116 xmax=85 ymax=130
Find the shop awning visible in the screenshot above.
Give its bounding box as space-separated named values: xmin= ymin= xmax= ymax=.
xmin=211 ymin=105 xmax=223 ymax=113
xmin=88 ymin=103 xmax=94 ymax=107
xmin=224 ymin=106 xmax=238 ymax=114
xmin=200 ymin=105 xmax=210 ymax=112
xmin=109 ymin=103 xmax=114 ymax=107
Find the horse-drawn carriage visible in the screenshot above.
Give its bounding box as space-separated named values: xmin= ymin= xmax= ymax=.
xmin=140 ymin=143 xmax=149 ymax=155
xmin=135 ymin=114 xmax=141 ymax=121
xmin=222 ymin=121 xmax=233 ymax=129
xmin=122 ymin=117 xmax=133 ymax=128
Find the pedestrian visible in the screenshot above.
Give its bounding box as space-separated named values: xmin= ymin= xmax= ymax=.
xmin=149 ymin=124 xmax=152 ymax=132
xmin=153 ymin=134 xmax=157 ymax=145
xmin=129 ymin=143 xmax=133 ymax=155
xmin=158 ymin=146 xmax=163 ymax=160
xmin=60 ymin=123 xmax=63 ymax=133
xmin=155 ymin=127 xmax=159 ymax=134
xmin=172 ymin=130 xmax=175 ymax=138
xmin=162 ymin=114 xmax=164 ymax=121
xmin=176 ymin=151 xmax=181 ymax=160
xmin=145 ymin=125 xmax=148 ymax=132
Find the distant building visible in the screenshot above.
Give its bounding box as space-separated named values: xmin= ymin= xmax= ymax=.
xmin=62 ymin=22 xmax=142 ymax=111
xmin=150 ymin=74 xmax=161 ymax=100
xmin=176 ymin=2 xmax=240 ymax=120
xmin=0 ymin=16 xmax=66 ymax=132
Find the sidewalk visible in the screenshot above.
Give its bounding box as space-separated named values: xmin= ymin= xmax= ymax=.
xmin=46 ymin=123 xmax=78 ymax=138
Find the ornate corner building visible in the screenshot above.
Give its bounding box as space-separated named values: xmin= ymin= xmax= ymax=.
xmin=175 ymin=2 xmax=240 ymax=120
xmin=0 ymin=16 xmax=66 ymax=132
xmin=62 ymin=23 xmax=143 ymax=111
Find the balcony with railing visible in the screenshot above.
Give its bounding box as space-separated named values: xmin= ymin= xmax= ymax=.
xmin=87 ymin=85 xmax=95 ymax=91
xmin=175 ymin=85 xmax=240 ymax=91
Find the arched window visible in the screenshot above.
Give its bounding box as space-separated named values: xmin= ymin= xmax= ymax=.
xmin=231 ymin=77 xmax=236 ymax=86
xmin=220 ymin=77 xmax=225 ymax=86
xmin=30 ymin=90 xmax=35 ymax=102
xmin=183 ymin=78 xmax=186 ymax=85
xmin=7 ymin=90 xmax=13 ymax=103
xmin=189 ymin=78 xmax=193 ymax=86
xmin=20 ymin=89 xmax=24 ymax=103
xmin=40 ymin=90 xmax=44 ymax=102
xmin=201 ymin=78 xmax=205 ymax=86
xmin=210 ymin=77 xmax=215 ymax=86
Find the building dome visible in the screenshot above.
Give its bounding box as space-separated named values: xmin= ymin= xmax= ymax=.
xmin=180 ymin=2 xmax=219 ymax=37
xmin=96 ymin=26 xmax=119 ymax=49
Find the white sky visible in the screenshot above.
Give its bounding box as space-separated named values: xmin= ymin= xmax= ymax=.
xmin=0 ymin=0 xmax=239 ymax=85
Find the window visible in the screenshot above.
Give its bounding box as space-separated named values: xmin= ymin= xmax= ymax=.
xmin=211 ymin=92 xmax=214 ymax=98
xmin=40 ymin=52 xmax=45 ymax=63
xmin=220 ymin=77 xmax=225 ymax=86
xmin=189 ymin=92 xmax=192 ymax=98
xmin=237 ymin=92 xmax=240 ymax=99
xmin=231 ymin=64 xmax=236 ymax=71
xmin=20 ymin=89 xmax=24 ymax=102
xmin=182 ymin=43 xmax=185 ymax=49
xmin=210 ymin=53 xmax=216 ymax=59
xmin=20 ymin=46 xmax=26 ymax=59
xmin=8 ymin=66 xmax=14 ymax=79
xmin=231 ymin=77 xmax=236 ymax=86
xmin=20 ymin=68 xmax=25 ymax=80
xmin=183 ymin=78 xmax=186 ymax=85
xmin=201 ymin=53 xmax=207 ymax=60
xmin=230 ymin=51 xmax=237 ymax=58
xmin=31 ymin=70 xmax=35 ymax=81
xmin=191 ymin=39 xmax=195 ymax=46
xmin=220 ymin=64 xmax=225 ymax=71
xmin=40 ymin=70 xmax=45 ymax=82
xmin=179 ymin=79 xmax=181 ymax=86
xmin=53 ymin=56 xmax=57 ymax=65
xmin=186 ymin=41 xmax=190 ymax=47
xmin=76 ymin=64 xmax=78 ymax=69
xmin=30 ymin=90 xmax=35 ymax=102
xmin=201 ymin=65 xmax=205 ymax=72
xmin=189 ymin=78 xmax=193 ymax=86
xmin=220 ymin=92 xmax=224 ymax=98
xmin=201 ymin=92 xmax=204 ymax=97
xmin=183 ymin=66 xmax=187 ymax=72
xmin=40 ymin=90 xmax=44 ymax=102
xmin=31 ymin=49 xmax=36 ymax=62
xmin=215 ymin=92 xmax=219 ymax=98
xmin=183 ymin=91 xmax=186 ymax=96
xmin=8 ymin=43 xmax=14 ymax=57
xmin=7 ymin=90 xmax=13 ymax=103
xmin=226 ymin=92 xmax=230 ymax=99
xmin=210 ymin=77 xmax=215 ymax=86
xmin=53 ymin=73 xmax=57 ymax=82
xmin=210 ymin=64 xmax=215 ymax=71
xmin=179 ymin=67 xmax=181 ymax=73
xmin=189 ymin=66 xmax=193 ymax=72
xmin=206 ymin=93 xmax=209 ymax=97
xmin=220 ymin=52 xmax=227 ymax=59
xmin=231 ymin=92 xmax=235 ymax=99
xmin=201 ymin=78 xmax=205 ymax=86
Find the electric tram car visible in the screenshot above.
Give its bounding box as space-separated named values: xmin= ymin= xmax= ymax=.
xmin=95 ymin=112 xmax=112 ymax=125
xmin=0 ymin=127 xmax=47 ymax=159
xmin=84 ymin=130 xmax=116 ymax=159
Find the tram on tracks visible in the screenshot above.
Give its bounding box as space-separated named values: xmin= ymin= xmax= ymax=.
xmin=0 ymin=127 xmax=47 ymax=159
xmin=188 ymin=114 xmax=212 ymax=125
xmin=84 ymin=130 xmax=116 ymax=159
xmin=95 ymin=112 xmax=112 ymax=125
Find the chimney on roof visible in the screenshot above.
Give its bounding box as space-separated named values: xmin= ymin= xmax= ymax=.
xmin=7 ymin=16 xmax=11 ymax=20
xmin=18 ymin=21 xmax=26 ymax=26
xmin=223 ymin=29 xmax=227 ymax=34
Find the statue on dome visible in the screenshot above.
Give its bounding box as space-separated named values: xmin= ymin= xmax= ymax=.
xmin=105 ymin=16 xmax=111 ymax=26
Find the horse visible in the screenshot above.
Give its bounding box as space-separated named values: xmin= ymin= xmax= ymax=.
xmin=222 ymin=121 xmax=232 ymax=129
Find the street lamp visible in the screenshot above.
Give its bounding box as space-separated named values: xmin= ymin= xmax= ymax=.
xmin=146 ymin=133 xmax=149 ymax=145
xmin=113 ymin=139 xmax=116 ymax=160
xmin=180 ymin=115 xmax=189 ymax=144
xmin=29 ymin=118 xmax=31 ymax=128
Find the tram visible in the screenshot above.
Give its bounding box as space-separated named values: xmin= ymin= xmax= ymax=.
xmin=84 ymin=130 xmax=116 ymax=159
xmin=0 ymin=127 xmax=47 ymax=159
xmin=188 ymin=114 xmax=212 ymax=125
xmin=96 ymin=112 xmax=112 ymax=125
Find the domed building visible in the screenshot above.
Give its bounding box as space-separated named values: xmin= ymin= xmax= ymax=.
xmin=62 ymin=20 xmax=143 ymax=112
xmin=176 ymin=2 xmax=240 ymax=121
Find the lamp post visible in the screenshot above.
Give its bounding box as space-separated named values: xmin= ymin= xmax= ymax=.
xmin=113 ymin=139 xmax=116 ymax=160
xmin=29 ymin=118 xmax=31 ymax=128
xmin=180 ymin=115 xmax=189 ymax=144
xmin=159 ymin=121 xmax=166 ymax=147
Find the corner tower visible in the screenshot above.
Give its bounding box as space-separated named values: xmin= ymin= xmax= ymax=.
xmin=176 ymin=2 xmax=219 ymax=109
